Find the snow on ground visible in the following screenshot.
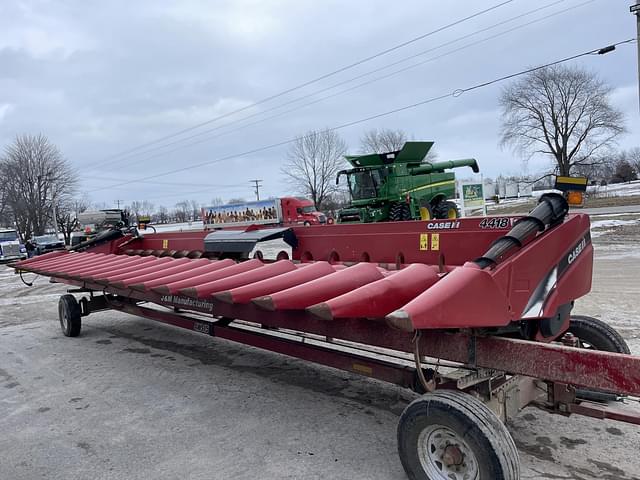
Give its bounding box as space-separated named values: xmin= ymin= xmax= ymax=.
xmin=588 ymin=180 xmax=640 ymax=198
xmin=589 ymin=212 xmax=640 ymax=218
xmin=590 ymin=218 xmax=640 ymax=229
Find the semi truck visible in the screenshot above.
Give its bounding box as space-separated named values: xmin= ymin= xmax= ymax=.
xmin=336 ymin=141 xmax=479 ymax=223
xmin=201 ymin=197 xmax=326 ymax=228
xmin=0 ymin=228 xmax=27 ymax=262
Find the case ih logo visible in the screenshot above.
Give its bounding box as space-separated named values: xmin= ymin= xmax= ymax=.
xmin=426 ymin=221 xmax=460 ymax=230
xmin=568 ymin=237 xmax=587 ymax=264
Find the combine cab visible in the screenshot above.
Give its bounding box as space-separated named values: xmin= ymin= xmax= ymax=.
xmin=10 ymin=193 xmax=640 ymax=480
xmin=336 ymin=141 xmax=479 ymax=223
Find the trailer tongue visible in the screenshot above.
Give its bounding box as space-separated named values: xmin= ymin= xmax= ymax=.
xmin=11 ymin=193 xmax=640 ymax=480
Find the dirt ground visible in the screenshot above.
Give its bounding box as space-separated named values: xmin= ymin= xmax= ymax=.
xmin=1 ymin=218 xmax=639 ymax=480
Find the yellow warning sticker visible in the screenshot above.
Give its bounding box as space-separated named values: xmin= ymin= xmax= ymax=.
xmin=162 ymin=239 xmax=168 ymax=249
xmin=352 ymin=363 xmax=373 ymax=375
xmin=419 ymin=233 xmax=429 ymax=251
xmin=431 ymin=233 xmax=440 ymax=251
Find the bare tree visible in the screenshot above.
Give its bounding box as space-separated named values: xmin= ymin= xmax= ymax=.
xmin=0 ymin=134 xmax=77 ymax=240
xmin=360 ymin=128 xmax=407 ymax=153
xmin=129 ymin=201 xmax=142 ymax=221
xmin=56 ymin=195 xmax=90 ymax=245
xmin=155 ymin=205 xmax=169 ymax=224
xmin=359 ymin=128 xmax=437 ymax=160
xmin=174 ymin=200 xmax=190 ymax=223
xmin=0 ymin=180 xmax=10 ymax=227
xmin=500 ymin=65 xmax=625 ymax=176
xmin=282 ymin=129 xmax=348 ymax=209
xmin=626 ymin=147 xmax=640 ymax=176
xmin=226 ymin=198 xmax=246 ymax=205
xmin=611 ymin=158 xmax=638 ymax=183
xmin=210 ymin=197 xmax=224 ymax=206
xmin=571 ymin=155 xmax=614 ymax=183
xmin=190 ymin=200 xmax=200 ymax=221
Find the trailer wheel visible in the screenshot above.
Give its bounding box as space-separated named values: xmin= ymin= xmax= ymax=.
xmin=398 ymin=390 xmax=519 ymax=480
xmin=433 ymin=201 xmax=460 ymax=219
xmin=58 ymin=294 xmax=81 ymax=337
xmin=567 ymin=315 xmax=630 ymax=354
xmin=567 ymin=315 xmax=630 ymax=401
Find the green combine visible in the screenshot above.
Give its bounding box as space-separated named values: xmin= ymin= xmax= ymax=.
xmin=336 ymin=142 xmax=479 ymax=223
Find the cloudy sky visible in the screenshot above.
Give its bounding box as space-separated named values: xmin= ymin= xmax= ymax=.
xmin=1 ymin=0 xmax=638 ymax=208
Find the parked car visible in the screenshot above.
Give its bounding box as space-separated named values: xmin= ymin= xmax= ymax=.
xmin=32 ymin=234 xmax=65 ymax=256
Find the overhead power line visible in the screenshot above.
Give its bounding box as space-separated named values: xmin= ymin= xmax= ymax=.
xmin=91 ymin=38 xmax=635 ymax=194
xmin=88 ymin=0 xmax=577 ymax=173
xmin=86 ymin=0 xmax=595 ymax=177
xmin=88 ymin=1 xmax=514 ymax=167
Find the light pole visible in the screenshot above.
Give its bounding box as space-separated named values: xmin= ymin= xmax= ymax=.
xmin=632 ymin=2 xmax=640 ymax=112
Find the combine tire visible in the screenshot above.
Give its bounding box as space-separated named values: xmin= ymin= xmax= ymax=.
xmin=433 ymin=201 xmax=460 ymax=219
xmin=398 ymin=390 xmax=519 ymax=480
xmin=58 ymin=294 xmax=82 ymax=337
xmin=566 ymin=315 xmax=630 ymax=401
xmin=390 ymin=203 xmax=411 ymax=221
xmin=419 ymin=203 xmax=434 ymax=221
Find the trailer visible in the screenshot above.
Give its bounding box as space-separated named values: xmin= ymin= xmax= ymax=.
xmin=202 ymin=197 xmax=327 ymax=228
xmin=10 ymin=193 xmax=640 ymax=480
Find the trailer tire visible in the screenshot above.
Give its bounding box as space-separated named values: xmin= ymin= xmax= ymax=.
xmin=398 ymin=390 xmax=519 ymax=480
xmin=58 ymin=294 xmax=81 ymax=337
xmin=567 ymin=315 xmax=630 ymax=401
xmin=567 ymin=315 xmax=630 ymax=354
xmin=433 ymin=201 xmax=460 ymax=219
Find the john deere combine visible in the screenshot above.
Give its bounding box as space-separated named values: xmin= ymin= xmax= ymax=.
xmin=336 ymin=142 xmax=479 ymax=223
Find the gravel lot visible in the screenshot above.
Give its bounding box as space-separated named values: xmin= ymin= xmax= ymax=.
xmin=1 ymin=220 xmax=639 ymax=480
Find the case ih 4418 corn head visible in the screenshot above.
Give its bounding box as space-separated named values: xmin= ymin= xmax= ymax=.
xmin=11 ymin=193 xmax=640 ymax=480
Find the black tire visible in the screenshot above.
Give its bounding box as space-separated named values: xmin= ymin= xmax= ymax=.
xmin=390 ymin=202 xmax=412 ymax=221
xmin=566 ymin=315 xmax=630 ymax=354
xmin=566 ymin=315 xmax=630 ymax=401
xmin=58 ymin=294 xmax=82 ymax=337
xmin=433 ymin=200 xmax=460 ymax=220
xmin=398 ymin=390 xmax=519 ymax=480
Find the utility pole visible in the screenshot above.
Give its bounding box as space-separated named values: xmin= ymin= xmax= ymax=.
xmin=115 ymin=199 xmax=122 ymax=209
xmin=632 ymin=1 xmax=640 ymax=112
xmin=250 ymin=179 xmax=263 ymax=201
